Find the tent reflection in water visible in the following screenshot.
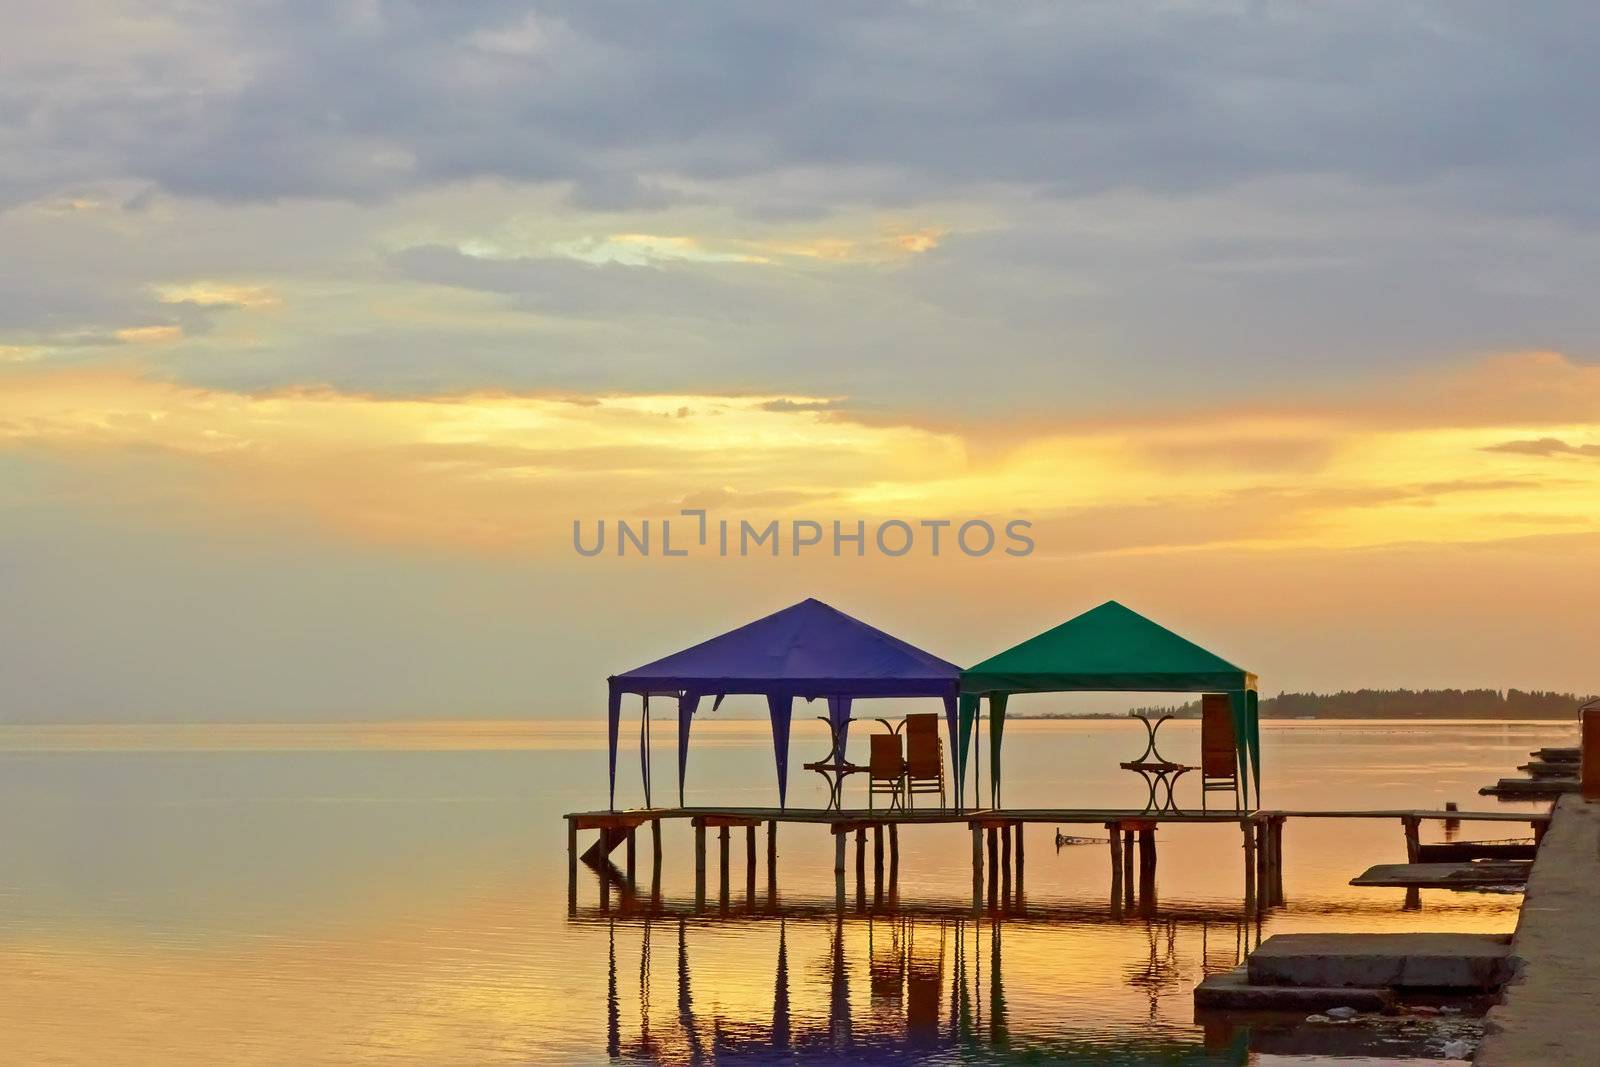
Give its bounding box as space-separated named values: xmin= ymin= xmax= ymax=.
xmin=605 ymin=597 xmax=962 ymax=811
xmin=959 ymin=601 xmax=1261 ymax=810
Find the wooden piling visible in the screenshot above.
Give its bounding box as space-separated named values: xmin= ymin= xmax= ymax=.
xmin=651 ymin=818 xmax=663 ymax=890
xmin=971 ymin=825 xmax=983 ymax=911
xmin=1108 ymin=823 xmax=1123 ymax=896
xmin=694 ymin=821 xmax=707 ymax=910
xmin=718 ymin=826 xmax=730 ymax=910
xmin=625 ymin=827 xmax=637 ymax=885
xmin=888 ymin=823 xmax=900 ymax=872
xmin=1000 ymin=824 xmax=1013 ymax=905
xmin=986 ymin=826 xmax=999 ymax=910
xmin=1138 ymin=825 xmax=1156 ymax=913
xmin=1402 ymin=815 xmax=1421 ymax=863
xmin=873 ymin=824 xmax=885 ymax=904
xmin=1254 ymin=820 xmax=1268 ymax=900
xmin=566 ymin=819 xmax=578 ymax=913
xmin=1242 ymin=819 xmax=1256 ymax=910
xmin=1122 ymin=823 xmax=1135 ymax=910
xmin=1270 ymin=816 xmax=1286 ymax=906
xmin=745 ymin=825 xmax=756 ymax=904
xmin=834 ymin=826 xmax=846 ymax=911
xmin=1015 ymin=822 xmax=1025 ymax=875
xmin=1584 ymin=704 xmax=1600 ymax=800
xmin=855 ymin=827 xmax=866 ymax=904
xmin=766 ymin=819 xmax=778 ymax=896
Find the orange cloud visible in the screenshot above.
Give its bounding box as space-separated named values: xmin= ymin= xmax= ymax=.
xmin=0 ymin=352 xmax=1596 ymax=557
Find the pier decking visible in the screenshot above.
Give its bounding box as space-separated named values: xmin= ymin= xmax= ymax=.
xmin=563 ymin=804 xmax=1549 ymax=916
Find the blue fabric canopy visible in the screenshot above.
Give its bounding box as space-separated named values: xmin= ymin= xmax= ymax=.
xmin=607 ymin=598 xmax=961 ymax=810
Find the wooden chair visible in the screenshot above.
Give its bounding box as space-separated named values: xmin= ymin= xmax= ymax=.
xmin=869 ymin=732 xmax=907 ymax=811
xmin=1200 ymin=693 xmax=1241 ymax=811
xmin=902 ymin=713 xmax=946 ymax=810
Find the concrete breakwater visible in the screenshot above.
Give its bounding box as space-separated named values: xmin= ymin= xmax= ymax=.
xmin=1477 ymin=794 xmax=1600 ymax=1066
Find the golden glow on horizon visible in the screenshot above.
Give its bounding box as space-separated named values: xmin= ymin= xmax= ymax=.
xmin=0 ymin=352 xmax=1597 ymax=556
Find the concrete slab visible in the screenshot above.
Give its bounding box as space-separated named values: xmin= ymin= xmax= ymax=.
xmin=1248 ymin=933 xmax=1513 ymax=990
xmin=1478 ymin=796 xmax=1600 ymax=1067
xmin=1350 ymin=862 xmax=1529 ymax=888
xmin=1194 ymin=967 xmax=1396 ymax=1011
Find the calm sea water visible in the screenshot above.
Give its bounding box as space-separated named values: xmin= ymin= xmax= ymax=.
xmin=0 ymin=718 xmax=1566 ymax=1065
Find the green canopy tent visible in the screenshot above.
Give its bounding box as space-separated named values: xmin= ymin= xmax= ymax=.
xmin=959 ymin=601 xmax=1260 ymax=810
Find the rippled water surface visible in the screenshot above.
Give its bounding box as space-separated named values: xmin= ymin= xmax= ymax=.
xmin=0 ymin=718 xmax=1567 ymax=1064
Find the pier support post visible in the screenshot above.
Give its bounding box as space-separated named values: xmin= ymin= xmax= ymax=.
xmin=1000 ymin=824 xmax=1013 ymax=907
xmin=1270 ymin=816 xmax=1286 ymax=906
xmin=566 ymin=819 xmax=577 ymax=914
xmin=1241 ymin=819 xmax=1256 ymax=912
xmin=1138 ymin=825 xmax=1157 ymax=914
xmin=971 ymin=825 xmax=983 ymax=913
xmin=1122 ymin=824 xmax=1135 ymax=910
xmin=745 ymin=825 xmax=756 ymax=906
xmin=873 ymin=825 xmax=885 ymax=905
xmin=1402 ymin=815 xmax=1421 ymax=864
xmin=1255 ymin=820 xmax=1269 ymax=904
xmin=651 ymin=818 xmax=663 ymax=898
xmin=1107 ymin=823 xmax=1123 ymax=915
xmin=855 ymin=827 xmax=866 ymax=908
xmin=986 ymin=826 xmax=999 ymax=911
xmin=718 ymin=826 xmax=730 ymax=911
xmin=694 ymin=821 xmax=707 ymax=911
xmin=1015 ymin=823 xmax=1024 ymax=877
xmin=766 ymin=820 xmax=778 ymax=900
xmin=833 ymin=826 xmax=846 ymax=911
xmin=625 ymin=827 xmax=637 ymax=886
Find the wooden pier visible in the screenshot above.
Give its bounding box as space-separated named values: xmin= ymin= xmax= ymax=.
xmin=564 ymin=805 xmax=1548 ymax=916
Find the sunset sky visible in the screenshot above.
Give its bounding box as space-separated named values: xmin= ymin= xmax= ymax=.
xmin=3 ymin=2 xmax=1599 ymax=721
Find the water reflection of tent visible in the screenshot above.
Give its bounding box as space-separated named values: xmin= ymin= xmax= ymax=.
xmin=605 ymin=916 xmax=1249 ymax=1065
xmin=606 ymin=598 xmax=962 ymax=809
xmin=960 ymin=601 xmax=1262 ymax=809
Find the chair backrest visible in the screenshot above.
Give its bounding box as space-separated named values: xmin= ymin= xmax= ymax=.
xmin=1201 ymin=693 xmax=1237 ymax=778
xmin=903 ymin=714 xmax=943 ymax=779
xmin=870 ymin=733 xmax=905 ymax=781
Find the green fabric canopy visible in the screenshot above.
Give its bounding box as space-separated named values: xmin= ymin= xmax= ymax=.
xmin=959 ymin=600 xmax=1260 ymax=810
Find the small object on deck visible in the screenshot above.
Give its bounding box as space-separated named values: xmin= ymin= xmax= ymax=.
xmin=1350 ymin=862 xmax=1530 ymax=889
xmin=901 ymin=713 xmax=947 ymax=809
xmin=1200 ymin=693 xmax=1241 ymax=811
xmin=868 ymin=732 xmax=907 ymax=812
xmin=1119 ymin=712 xmax=1196 ymax=813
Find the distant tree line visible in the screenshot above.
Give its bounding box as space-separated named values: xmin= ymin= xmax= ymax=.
xmin=1121 ymin=688 xmax=1595 ymax=720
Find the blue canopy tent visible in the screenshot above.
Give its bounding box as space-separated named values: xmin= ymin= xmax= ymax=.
xmin=607 ymin=598 xmax=962 ymax=811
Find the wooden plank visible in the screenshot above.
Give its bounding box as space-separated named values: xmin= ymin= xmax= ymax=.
xmin=1351 ymin=862 xmax=1530 ymax=888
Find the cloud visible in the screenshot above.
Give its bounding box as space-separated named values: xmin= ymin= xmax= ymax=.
xmin=3 ymin=352 xmax=1598 ymax=557
xmin=113 ymin=324 xmax=182 ymax=344
xmin=1483 ymin=437 xmax=1600 ymax=458
xmin=6 ymin=1 xmax=1600 ymax=226
xmin=154 ymin=282 xmax=280 ymax=310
